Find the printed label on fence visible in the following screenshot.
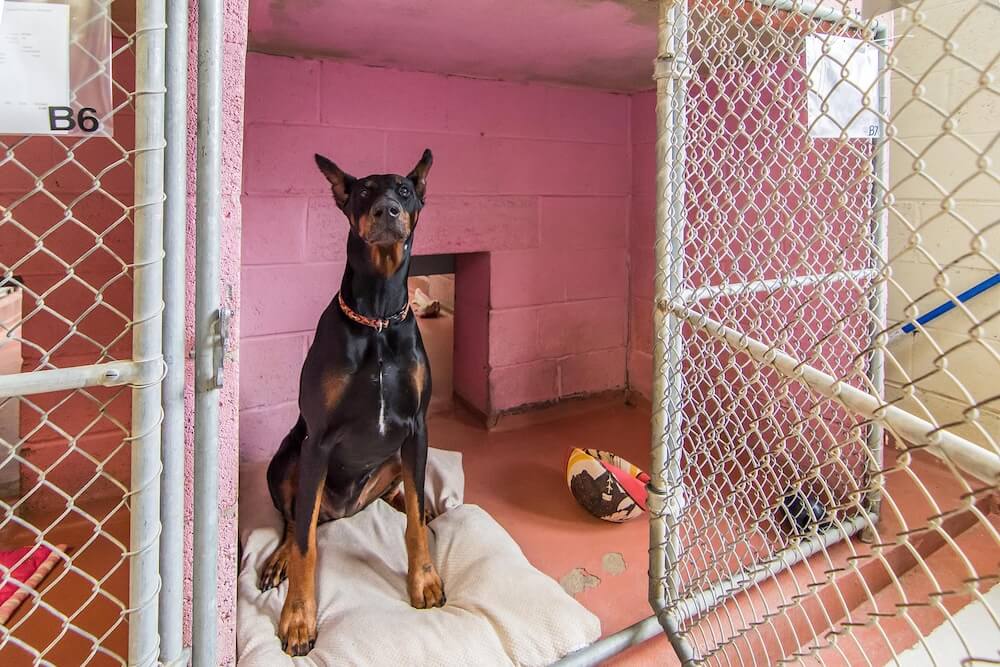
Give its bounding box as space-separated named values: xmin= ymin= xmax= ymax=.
xmin=805 ymin=35 xmax=881 ymax=140
xmin=0 ymin=2 xmax=71 ymax=134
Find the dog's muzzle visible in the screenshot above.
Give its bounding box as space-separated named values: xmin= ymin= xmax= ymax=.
xmin=365 ymin=196 xmax=409 ymax=244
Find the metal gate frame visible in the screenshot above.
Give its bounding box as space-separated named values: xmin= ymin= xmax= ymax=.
xmin=646 ymin=0 xmax=1000 ymax=664
xmin=0 ymin=0 xmax=167 ymax=664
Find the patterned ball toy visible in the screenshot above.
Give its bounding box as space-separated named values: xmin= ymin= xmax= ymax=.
xmin=566 ymin=448 xmax=650 ymax=523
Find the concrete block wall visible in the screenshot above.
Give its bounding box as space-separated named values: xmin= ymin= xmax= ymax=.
xmin=627 ymin=90 xmax=657 ymax=399
xmin=240 ymin=54 xmax=631 ymax=461
xmin=886 ymin=0 xmax=1000 ymax=447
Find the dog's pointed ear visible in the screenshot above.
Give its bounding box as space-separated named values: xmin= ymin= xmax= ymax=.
xmin=407 ymin=149 xmax=433 ymax=202
xmin=315 ymin=154 xmax=355 ymax=209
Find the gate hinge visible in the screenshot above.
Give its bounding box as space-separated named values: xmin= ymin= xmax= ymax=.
xmin=213 ymin=307 xmax=231 ymax=388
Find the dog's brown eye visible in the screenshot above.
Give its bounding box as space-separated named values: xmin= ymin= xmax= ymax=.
xmin=399 ymin=186 xmax=410 ymax=198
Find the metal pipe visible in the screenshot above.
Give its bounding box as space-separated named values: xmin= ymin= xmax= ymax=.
xmin=863 ymin=21 xmax=890 ymax=540
xmin=752 ymin=0 xmax=878 ymax=33
xmin=0 ymin=360 xmax=157 ymax=398
xmin=681 ymin=268 xmax=878 ymax=302
xmin=669 ymin=301 xmax=1000 ymax=484
xmin=672 ymin=513 xmax=870 ymax=623
xmin=159 ymin=0 xmax=190 ymax=661
xmin=649 ymin=0 xmax=690 ymax=620
xmin=553 ymin=616 xmax=665 ymax=667
xmin=191 ymin=0 xmax=224 ymax=662
xmin=897 ymin=273 xmax=1000 ymax=337
xmin=129 ymin=0 xmax=167 ymax=663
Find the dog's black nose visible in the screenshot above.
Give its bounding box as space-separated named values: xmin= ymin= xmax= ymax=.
xmin=373 ymin=203 xmax=402 ymax=219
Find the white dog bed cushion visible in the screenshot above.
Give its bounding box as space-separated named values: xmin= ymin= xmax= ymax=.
xmin=237 ymin=449 xmax=601 ymax=666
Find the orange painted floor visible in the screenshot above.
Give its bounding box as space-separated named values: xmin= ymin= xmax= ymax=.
xmin=427 ymin=398 xmax=676 ymax=665
xmin=0 ymin=501 xmax=130 ymax=666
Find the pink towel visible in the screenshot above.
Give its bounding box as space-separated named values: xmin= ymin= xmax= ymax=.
xmin=0 ymin=544 xmax=67 ymax=625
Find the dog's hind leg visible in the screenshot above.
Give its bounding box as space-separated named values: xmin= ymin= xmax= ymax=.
xmin=401 ymin=419 xmax=445 ymax=609
xmin=259 ymin=418 xmax=304 ymax=591
xmin=278 ymin=430 xmax=331 ymax=657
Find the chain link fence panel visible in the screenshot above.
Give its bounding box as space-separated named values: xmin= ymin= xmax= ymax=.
xmin=649 ymin=0 xmax=999 ymax=664
xmin=0 ymin=0 xmax=165 ymax=664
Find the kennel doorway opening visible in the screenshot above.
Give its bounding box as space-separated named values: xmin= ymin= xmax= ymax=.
xmin=409 ymin=254 xmax=456 ymax=416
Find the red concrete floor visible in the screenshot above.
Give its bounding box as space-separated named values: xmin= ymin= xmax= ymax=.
xmin=427 ymin=398 xmax=676 ymax=665
xmin=0 ymin=500 xmax=130 ymax=666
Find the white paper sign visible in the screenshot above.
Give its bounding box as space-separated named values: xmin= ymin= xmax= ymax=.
xmin=805 ymin=35 xmax=881 ymax=139
xmin=0 ymin=1 xmax=70 ymax=134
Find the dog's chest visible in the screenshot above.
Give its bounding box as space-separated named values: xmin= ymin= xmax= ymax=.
xmin=343 ymin=351 xmax=421 ymax=438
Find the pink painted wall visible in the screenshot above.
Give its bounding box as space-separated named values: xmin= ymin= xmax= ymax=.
xmin=239 ymin=54 xmax=631 ymax=462
xmin=627 ymin=90 xmax=657 ymax=399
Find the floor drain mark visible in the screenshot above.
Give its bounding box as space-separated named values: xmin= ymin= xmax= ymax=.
xmin=560 ymin=567 xmax=601 ymax=596
xmin=602 ymin=552 xmax=627 ymax=575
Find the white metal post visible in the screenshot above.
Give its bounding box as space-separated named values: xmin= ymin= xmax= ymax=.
xmin=191 ymin=0 xmax=225 ymax=663
xmin=159 ymin=0 xmax=190 ymax=661
xmin=129 ymin=0 xmax=167 ymax=663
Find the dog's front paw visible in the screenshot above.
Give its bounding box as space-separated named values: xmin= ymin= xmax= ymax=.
xmin=408 ymin=562 xmax=446 ymax=609
xmin=278 ymin=599 xmax=317 ymax=657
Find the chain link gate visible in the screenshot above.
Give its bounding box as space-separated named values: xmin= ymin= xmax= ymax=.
xmin=0 ymin=0 xmax=168 ymax=664
xmin=649 ymin=0 xmax=999 ymax=664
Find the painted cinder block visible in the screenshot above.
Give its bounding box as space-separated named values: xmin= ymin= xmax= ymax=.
xmin=630 ymin=91 xmax=657 ymax=144
xmin=538 ymin=298 xmax=626 ymax=357
xmin=453 ymin=298 xmax=490 ymax=414
xmin=240 ymin=262 xmax=344 ymax=337
xmin=239 ymin=334 xmax=308 ymax=411
xmin=559 ymin=347 xmax=626 ymax=397
xmin=489 ymin=308 xmax=541 ymax=367
xmin=631 ymin=141 xmax=656 ymax=196
xmin=241 ymin=196 xmax=307 ymax=265
xmin=246 ymin=53 xmax=320 ymax=124
xmin=538 ymin=196 xmax=628 ymax=250
xmin=490 ymin=359 xmax=558 ymax=411
xmin=239 ymin=400 xmax=301 ymax=464
xmin=321 ymin=61 xmax=451 ymax=131
xmin=489 ymin=249 xmax=566 ymax=309
xmin=388 ymin=132 xmax=630 ymax=197
xmin=627 ymin=349 xmax=653 ymax=399
xmin=243 ymin=124 xmax=386 ymax=195
xmin=305 ymin=197 xmax=351 ymax=262
xmin=413 ymin=195 xmax=539 ymax=255
xmin=563 ymin=248 xmax=627 ymax=301
xmin=629 ymin=297 xmax=654 ymax=356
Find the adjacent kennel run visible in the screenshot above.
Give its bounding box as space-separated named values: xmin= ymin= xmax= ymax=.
xmin=0 ymin=0 xmax=998 ymax=665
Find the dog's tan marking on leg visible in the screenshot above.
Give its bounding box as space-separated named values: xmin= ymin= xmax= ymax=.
xmin=322 ymin=372 xmax=349 ymax=412
xmin=279 ymin=470 xmax=326 ymax=656
xmin=411 ymin=361 xmax=426 ymax=406
xmin=402 ymin=466 xmax=445 ymax=609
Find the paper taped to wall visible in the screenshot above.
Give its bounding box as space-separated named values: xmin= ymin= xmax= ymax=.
xmin=805 ymin=35 xmax=881 ymax=139
xmin=0 ymin=1 xmax=70 ymax=134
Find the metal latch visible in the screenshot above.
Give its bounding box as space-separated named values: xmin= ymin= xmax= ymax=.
xmin=213 ymin=307 xmax=231 ymax=388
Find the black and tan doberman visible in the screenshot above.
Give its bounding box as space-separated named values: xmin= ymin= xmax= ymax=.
xmin=259 ymin=149 xmax=443 ymax=656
